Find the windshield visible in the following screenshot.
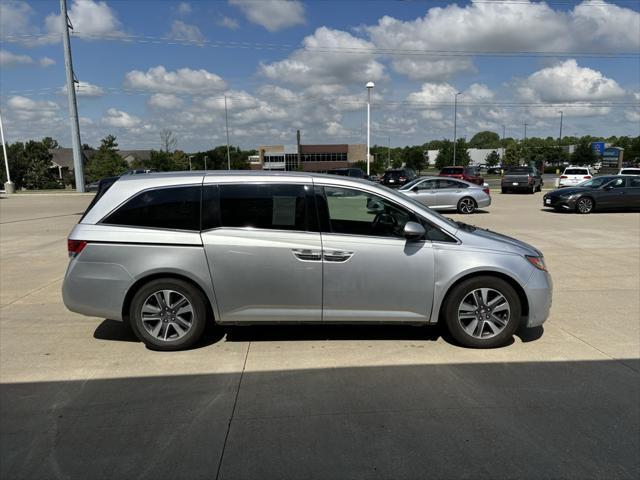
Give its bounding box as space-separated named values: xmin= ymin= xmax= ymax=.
xmin=383 ymin=170 xmax=403 ymax=179
xmin=440 ymin=167 xmax=463 ymax=175
xmin=399 ymin=178 xmax=424 ymax=190
xmin=621 ymin=169 xmax=640 ymax=175
xmin=564 ymin=168 xmax=588 ymax=175
xmin=578 ymin=176 xmax=614 ymax=188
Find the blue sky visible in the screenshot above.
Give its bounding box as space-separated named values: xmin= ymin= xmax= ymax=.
xmin=1 ymin=0 xmax=639 ymax=151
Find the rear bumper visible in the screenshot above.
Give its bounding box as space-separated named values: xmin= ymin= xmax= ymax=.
xmin=62 ymin=258 xmax=132 ymax=320
xmin=477 ymin=196 xmax=492 ymax=208
xmin=523 ymin=269 xmax=553 ymax=328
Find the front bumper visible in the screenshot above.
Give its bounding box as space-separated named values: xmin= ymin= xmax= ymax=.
xmin=543 ymin=194 xmax=577 ymax=211
xmin=524 ymin=268 xmax=553 ymax=327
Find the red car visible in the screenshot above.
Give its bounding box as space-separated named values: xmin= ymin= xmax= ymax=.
xmin=439 ymin=166 xmax=484 ymax=185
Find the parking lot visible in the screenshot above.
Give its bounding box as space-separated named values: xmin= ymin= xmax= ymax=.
xmin=1 ymin=191 xmax=638 ymax=479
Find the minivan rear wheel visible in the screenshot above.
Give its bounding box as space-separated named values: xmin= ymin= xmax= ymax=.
xmin=129 ymin=278 xmax=207 ymax=351
xmin=444 ymin=276 xmax=521 ymax=348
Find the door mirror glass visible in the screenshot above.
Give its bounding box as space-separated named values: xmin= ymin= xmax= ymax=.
xmin=404 ymin=221 xmax=425 ymax=240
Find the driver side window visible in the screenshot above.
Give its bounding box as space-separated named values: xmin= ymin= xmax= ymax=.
xmin=323 ymin=186 xmax=415 ymax=238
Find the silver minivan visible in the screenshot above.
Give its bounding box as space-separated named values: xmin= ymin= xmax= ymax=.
xmin=63 ymin=172 xmax=552 ymax=350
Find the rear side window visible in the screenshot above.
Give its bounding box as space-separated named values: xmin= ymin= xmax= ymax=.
xmin=103 ymin=186 xmax=201 ymax=231
xmin=440 ymin=167 xmax=463 ymax=175
xmin=219 ymin=184 xmax=308 ymax=231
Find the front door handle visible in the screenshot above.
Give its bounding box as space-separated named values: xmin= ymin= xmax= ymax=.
xmin=323 ymin=250 xmax=354 ymax=262
xmin=291 ymin=249 xmax=322 ymax=262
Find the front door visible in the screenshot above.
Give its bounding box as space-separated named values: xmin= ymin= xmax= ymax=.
xmin=200 ymin=182 xmax=322 ymax=323
xmin=318 ymin=185 xmax=435 ymax=323
xmin=597 ymin=177 xmax=627 ymax=209
xmin=403 ymin=178 xmax=438 ymax=207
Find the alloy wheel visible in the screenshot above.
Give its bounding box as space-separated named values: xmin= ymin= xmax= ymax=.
xmin=140 ymin=289 xmax=193 ymax=342
xmin=459 ymin=198 xmax=476 ymax=214
xmin=577 ymin=197 xmax=593 ymax=214
xmin=457 ymin=288 xmax=511 ymax=339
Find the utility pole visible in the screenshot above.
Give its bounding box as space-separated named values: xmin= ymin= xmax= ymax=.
xmin=558 ymin=111 xmax=563 ymax=143
xmin=0 ymin=109 xmax=15 ymax=193
xmin=387 ymin=136 xmax=391 ymax=168
xmin=453 ymin=92 xmax=462 ymax=166
xmin=60 ymin=0 xmax=84 ymax=192
xmin=366 ymin=82 xmax=375 ymax=176
xmin=522 ymin=122 xmax=528 ymax=167
xmin=224 ymin=94 xmax=231 ymax=171
xmin=501 ymin=124 xmax=506 ymax=164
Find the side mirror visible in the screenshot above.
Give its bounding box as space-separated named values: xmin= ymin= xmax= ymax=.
xmin=404 ymin=221 xmax=426 ymax=240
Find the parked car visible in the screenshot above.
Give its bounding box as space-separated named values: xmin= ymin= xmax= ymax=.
xmin=380 ymin=168 xmax=416 ymax=188
xmin=439 ymin=166 xmax=484 ymax=185
xmin=618 ymin=167 xmax=640 ymax=175
xmin=327 ymin=167 xmax=365 ymax=178
xmin=543 ymin=175 xmax=640 ymax=213
xmin=558 ymin=166 xmax=593 ymax=187
xmin=399 ymin=176 xmax=491 ymax=214
xmin=501 ymin=166 xmax=543 ymax=194
xmin=63 ymin=171 xmax=551 ymax=350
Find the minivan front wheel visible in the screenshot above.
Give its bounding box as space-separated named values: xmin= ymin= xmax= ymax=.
xmin=129 ymin=278 xmax=207 ymax=351
xmin=444 ymin=276 xmax=521 ymax=348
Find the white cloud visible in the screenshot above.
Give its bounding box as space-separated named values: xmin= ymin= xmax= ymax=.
xmin=218 ymin=15 xmax=240 ymax=30
xmin=624 ymin=110 xmax=640 ymax=123
xmin=59 ymin=81 xmax=105 ymax=97
xmin=8 ymin=96 xmax=60 ymax=121
xmin=148 ymin=93 xmax=184 ymax=109
xmin=260 ymin=27 xmax=385 ymax=88
xmin=177 ymin=2 xmax=192 ymax=15
xmin=101 ymin=108 xmax=141 ymax=128
xmin=517 ymin=60 xmax=625 ymax=103
xmin=45 ymin=0 xmax=124 ymax=39
xmin=0 ymin=50 xmax=34 ymax=66
xmin=0 ymin=1 xmax=36 ymax=36
xmin=364 ymin=1 xmax=640 ymax=81
xmin=229 ymin=0 xmax=304 ymax=32
xmin=124 ymin=66 xmax=226 ymax=94
xmin=168 ymin=20 xmax=205 ymax=43
xmin=39 ymin=57 xmax=56 ymax=67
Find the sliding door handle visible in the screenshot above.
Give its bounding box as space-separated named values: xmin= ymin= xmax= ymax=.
xmin=291 ymin=249 xmax=322 ymax=262
xmin=323 ymin=250 xmax=354 ymax=262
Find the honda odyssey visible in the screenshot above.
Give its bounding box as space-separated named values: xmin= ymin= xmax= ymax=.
xmin=63 ymin=172 xmax=552 ymax=350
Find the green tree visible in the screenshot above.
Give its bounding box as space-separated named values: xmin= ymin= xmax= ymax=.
xmin=85 ymin=135 xmax=129 ymax=182
xmin=485 ymin=150 xmax=500 ymax=167
xmin=469 ymin=130 xmax=501 ymax=149
xmin=22 ymin=140 xmax=57 ymax=189
xmin=42 ymin=137 xmax=60 ymax=149
xmin=403 ymin=146 xmax=427 ymax=173
xmin=454 ymin=138 xmax=471 ymax=166
xmin=503 ymin=142 xmax=523 ymax=166
xmin=571 ymin=138 xmax=597 ymax=166
xmin=0 ymin=142 xmax=29 ymax=189
xmin=435 ymin=140 xmax=453 ymax=170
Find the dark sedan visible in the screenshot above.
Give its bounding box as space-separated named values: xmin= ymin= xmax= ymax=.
xmin=543 ymin=175 xmax=640 ymax=214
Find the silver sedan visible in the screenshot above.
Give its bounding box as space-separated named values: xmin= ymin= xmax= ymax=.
xmin=398 ymin=176 xmax=491 ymax=214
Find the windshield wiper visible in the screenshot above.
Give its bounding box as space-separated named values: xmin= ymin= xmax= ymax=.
xmin=447 ymin=218 xmax=477 ymax=232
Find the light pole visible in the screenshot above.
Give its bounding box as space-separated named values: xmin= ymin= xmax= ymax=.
xmin=188 ymin=155 xmax=194 ymax=171
xmin=0 ymin=109 xmax=15 ymax=193
xmin=558 ymin=111 xmax=563 ymax=143
xmin=501 ymin=124 xmax=506 ymax=164
xmin=366 ymin=81 xmax=375 ymax=176
xmin=224 ymin=94 xmax=231 ymax=171
xmin=452 ymin=92 xmax=462 ymax=166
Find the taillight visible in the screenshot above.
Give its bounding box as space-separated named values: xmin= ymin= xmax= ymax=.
xmin=583 ymin=176 xmax=591 ymax=179
xmin=483 ymin=187 xmax=490 ymax=195
xmin=68 ymin=239 xmax=88 ymax=258
xmin=560 ymin=175 xmax=567 ymax=179
xmin=528 ymin=176 xmax=534 ymax=184
xmin=399 ymin=176 xmax=407 ymax=181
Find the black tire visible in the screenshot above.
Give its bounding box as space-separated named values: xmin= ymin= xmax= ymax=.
xmin=501 ymin=187 xmax=507 ymax=194
xmin=444 ymin=276 xmax=521 ymax=348
xmin=535 ymin=182 xmax=542 ymax=192
xmin=457 ymin=196 xmax=477 ymax=214
xmin=529 ymin=184 xmax=535 ymax=194
xmin=129 ymin=278 xmax=208 ymax=351
xmin=575 ymin=196 xmax=594 ymax=214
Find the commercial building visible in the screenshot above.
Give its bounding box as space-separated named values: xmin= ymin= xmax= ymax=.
xmin=252 ymin=144 xmax=367 ymax=172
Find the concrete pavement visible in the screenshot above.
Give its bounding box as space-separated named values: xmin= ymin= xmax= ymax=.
xmin=1 ymin=192 xmax=638 ymax=479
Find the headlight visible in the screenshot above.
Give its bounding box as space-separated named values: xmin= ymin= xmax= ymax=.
xmin=526 ymin=255 xmax=547 ymax=272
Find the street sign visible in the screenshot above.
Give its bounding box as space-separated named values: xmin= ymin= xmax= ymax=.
xmin=591 ymin=142 xmax=605 ymax=156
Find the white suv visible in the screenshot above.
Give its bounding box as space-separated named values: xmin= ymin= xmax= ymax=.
xmin=618 ymin=167 xmax=640 ymax=175
xmin=559 ymin=166 xmax=593 ymax=187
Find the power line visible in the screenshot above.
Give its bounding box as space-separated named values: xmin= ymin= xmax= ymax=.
xmin=2 ymin=32 xmax=638 ymax=58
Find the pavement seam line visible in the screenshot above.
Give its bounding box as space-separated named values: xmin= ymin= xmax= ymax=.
xmin=0 ymin=276 xmax=64 ymax=309
xmin=556 ymin=325 xmax=639 ymax=374
xmin=215 ymin=340 xmax=251 ymax=480
xmin=0 ymin=212 xmax=82 ymax=225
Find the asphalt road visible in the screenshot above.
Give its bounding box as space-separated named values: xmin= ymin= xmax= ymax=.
xmin=1 ymin=191 xmax=638 ymax=480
